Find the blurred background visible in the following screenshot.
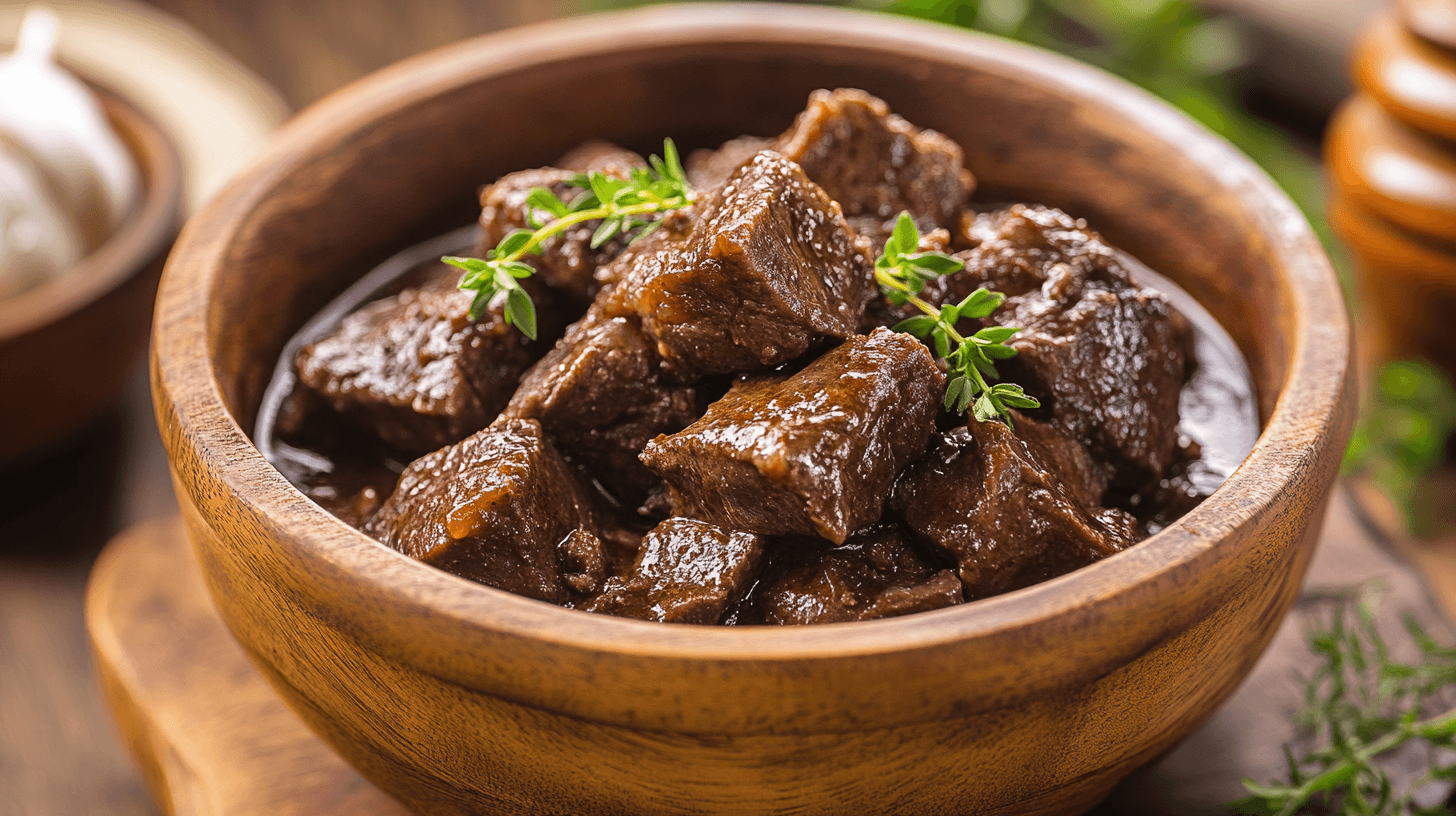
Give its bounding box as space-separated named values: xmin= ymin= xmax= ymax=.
xmin=5 ymin=0 xmax=1454 ymax=813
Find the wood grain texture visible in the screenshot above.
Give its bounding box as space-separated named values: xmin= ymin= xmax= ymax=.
xmin=138 ymin=0 xmax=569 ymax=111
xmin=86 ymin=499 xmax=1455 ymax=816
xmin=150 ymin=5 xmax=1353 ymax=815
xmin=0 ymin=88 xmax=182 ymax=465
xmin=1327 ymin=7 xmax=1456 ymax=381
xmin=87 ymin=518 xmax=410 ymax=816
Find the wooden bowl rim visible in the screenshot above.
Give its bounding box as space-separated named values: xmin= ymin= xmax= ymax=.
xmin=155 ymin=3 xmax=1349 ymax=664
xmin=0 ymin=84 xmax=182 ymax=339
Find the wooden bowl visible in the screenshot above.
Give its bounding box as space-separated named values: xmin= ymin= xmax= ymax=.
xmin=151 ymin=5 xmax=1354 ymax=815
xmin=0 ymin=87 xmax=182 ymax=464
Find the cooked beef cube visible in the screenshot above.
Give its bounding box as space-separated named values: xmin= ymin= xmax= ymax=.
xmin=475 ymin=141 xmax=646 ymax=308
xmin=890 ymin=416 xmax=1139 ymax=600
xmin=906 ymin=204 xmax=1193 ymax=485
xmin=365 ymin=419 xmax=597 ymax=603
xmin=685 ymin=135 xmax=774 ymax=191
xmin=579 ymin=518 xmax=766 ymax=624
xmin=602 ymin=150 xmax=874 ymax=377
xmin=642 ymin=328 xmax=943 ymax=544
xmin=558 ymin=528 xmax=610 ymax=595
xmin=775 ymin=88 xmax=972 ymax=246
xmin=747 ymin=525 xmax=963 ymax=625
xmin=504 ymin=314 xmax=702 ymax=505
xmin=1013 ymin=413 xmax=1115 ymax=509
xmin=295 ymin=267 xmax=554 ymax=456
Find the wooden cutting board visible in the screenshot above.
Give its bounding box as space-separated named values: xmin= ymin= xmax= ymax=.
xmin=85 ymin=494 xmax=1456 ymax=816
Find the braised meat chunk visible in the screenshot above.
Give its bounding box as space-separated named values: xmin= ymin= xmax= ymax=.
xmin=504 ymin=314 xmax=702 ymax=505
xmin=365 ymin=418 xmax=600 ymax=603
xmin=908 ymin=204 xmax=1194 ymax=486
xmin=747 ymin=525 xmax=963 ymax=625
xmin=775 ymin=88 xmax=972 ymax=245
xmin=295 ymin=267 xmax=552 ymax=456
xmin=266 ymin=91 xmax=1254 ymax=627
xmin=602 ymin=150 xmax=875 ymax=377
xmin=642 ymin=328 xmax=943 ymax=544
xmin=579 ymin=518 xmax=766 ymax=624
xmin=476 ymin=142 xmax=647 ymax=309
xmin=891 ymin=416 xmax=1140 ymax=600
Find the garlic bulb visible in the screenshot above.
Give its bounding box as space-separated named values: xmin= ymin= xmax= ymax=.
xmin=0 ymin=6 xmax=139 ymax=298
xmin=0 ymin=142 xmax=81 ymax=299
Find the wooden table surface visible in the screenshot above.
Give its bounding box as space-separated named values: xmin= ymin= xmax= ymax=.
xmin=0 ymin=2 xmax=1411 ymax=815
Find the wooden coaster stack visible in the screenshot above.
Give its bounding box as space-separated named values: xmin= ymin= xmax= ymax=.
xmin=1327 ymin=0 xmax=1456 ymax=375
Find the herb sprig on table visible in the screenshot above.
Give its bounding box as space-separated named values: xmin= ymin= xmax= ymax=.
xmin=442 ymin=138 xmax=695 ymax=338
xmin=875 ymin=213 xmax=1039 ymax=425
xmin=1230 ymin=587 xmax=1456 ymax=816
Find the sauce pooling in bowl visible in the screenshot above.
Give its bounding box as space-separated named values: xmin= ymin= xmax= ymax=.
xmin=255 ymin=89 xmax=1259 ymax=624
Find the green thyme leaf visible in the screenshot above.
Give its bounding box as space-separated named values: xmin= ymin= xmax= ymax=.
xmin=1230 ymin=585 xmax=1456 ymax=815
xmin=449 ymin=139 xmax=696 ymax=338
xmin=872 ymin=211 xmax=1039 ymax=425
xmin=504 ymin=286 xmax=537 ymax=341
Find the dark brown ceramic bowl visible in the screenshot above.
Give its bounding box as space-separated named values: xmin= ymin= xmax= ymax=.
xmin=152 ymin=5 xmax=1354 ymax=815
xmin=0 ymin=88 xmax=182 ymax=464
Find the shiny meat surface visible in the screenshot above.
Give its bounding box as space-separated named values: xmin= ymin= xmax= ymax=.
xmin=775 ymin=88 xmax=972 ymax=245
xmin=746 ymin=525 xmax=963 ymax=625
xmin=475 ymin=142 xmax=646 ymax=309
xmin=579 ymin=518 xmax=766 ymax=624
xmin=504 ymin=314 xmax=702 ymax=505
xmin=294 ymin=267 xmax=549 ymax=456
xmin=601 ymin=150 xmax=875 ymax=378
xmin=911 ymin=204 xmax=1194 ymax=486
xmin=364 ymin=419 xmax=599 ymax=603
xmin=642 ymin=328 xmax=943 ymax=544
xmin=891 ymin=417 xmax=1139 ymax=600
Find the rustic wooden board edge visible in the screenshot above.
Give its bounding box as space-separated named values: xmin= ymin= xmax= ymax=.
xmin=84 ymin=517 xmax=409 ymax=816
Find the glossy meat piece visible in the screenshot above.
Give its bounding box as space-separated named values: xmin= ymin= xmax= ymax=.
xmin=890 ymin=416 xmax=1139 ymax=600
xmin=365 ymin=419 xmax=598 ymax=603
xmin=579 ymin=518 xmax=766 ymax=624
xmin=642 ymin=328 xmax=943 ymax=544
xmin=775 ymin=88 xmax=972 ymax=245
xmin=294 ymin=267 xmax=549 ymax=456
xmin=475 ymin=142 xmax=646 ymax=309
xmin=924 ymin=204 xmax=1193 ymax=485
xmin=504 ymin=314 xmax=702 ymax=505
xmin=601 ymin=150 xmax=874 ymax=378
xmin=747 ymin=526 xmax=963 ymax=625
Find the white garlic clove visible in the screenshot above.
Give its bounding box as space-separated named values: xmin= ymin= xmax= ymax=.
xmin=0 ymin=142 xmax=81 ymax=299
xmin=0 ymin=6 xmax=139 ymax=252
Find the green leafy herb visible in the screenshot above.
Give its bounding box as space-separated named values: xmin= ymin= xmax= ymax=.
xmin=444 ymin=138 xmax=694 ymax=337
xmin=1343 ymin=361 xmax=1456 ymax=539
xmin=875 ymin=212 xmax=1038 ymax=425
xmin=1229 ymin=586 xmax=1456 ymax=816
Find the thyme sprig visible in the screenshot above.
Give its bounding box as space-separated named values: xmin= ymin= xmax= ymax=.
xmin=1230 ymin=586 xmax=1456 ymax=816
xmin=444 ymin=138 xmax=694 ymax=337
xmin=875 ymin=212 xmax=1039 ymax=425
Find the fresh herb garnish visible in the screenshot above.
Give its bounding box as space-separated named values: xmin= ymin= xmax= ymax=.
xmin=443 ymin=138 xmax=695 ymax=337
xmin=1230 ymin=586 xmax=1456 ymax=816
xmin=875 ymin=212 xmax=1038 ymax=425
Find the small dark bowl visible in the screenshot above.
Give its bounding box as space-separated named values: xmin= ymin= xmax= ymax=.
xmin=0 ymin=87 xmax=182 ymax=464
